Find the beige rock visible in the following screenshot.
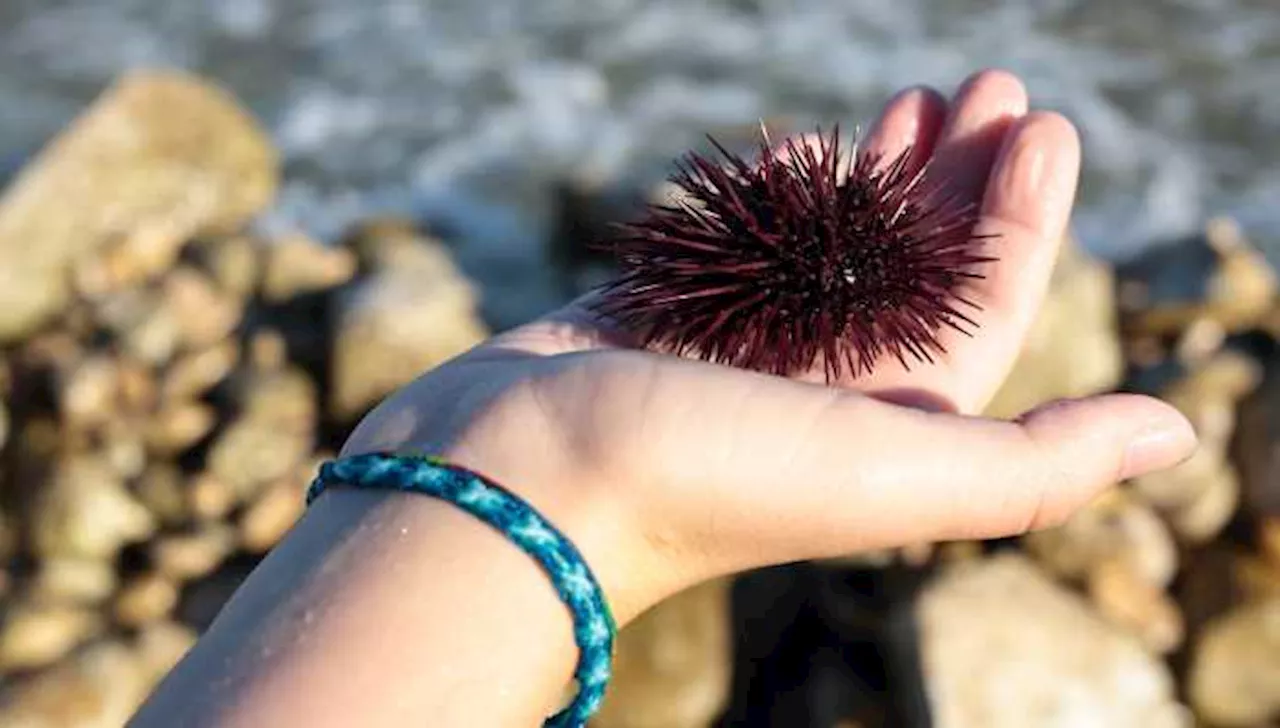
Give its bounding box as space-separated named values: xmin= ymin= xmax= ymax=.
xmin=593 ymin=579 xmax=732 ymax=728
xmin=1167 ymin=459 xmax=1239 ymax=544
xmin=144 ymin=401 xmax=217 ymax=456
xmin=1023 ymin=490 xmax=1178 ymax=588
xmin=190 ymin=234 xmax=260 ymax=299
xmin=30 ymin=558 xmax=117 ymax=605
xmin=162 ymin=267 xmax=243 ymax=351
xmin=58 ymin=356 xmax=119 ymax=429
xmin=72 ymin=221 xmax=192 ymax=299
xmin=32 ymin=457 xmax=155 ymax=560
xmin=99 ymin=418 xmax=148 ymax=481
xmin=1132 ymin=446 xmax=1228 ymax=514
xmin=1237 ymin=368 xmax=1280 ymax=518
xmin=1260 ymin=517 xmax=1280 ymax=568
xmin=0 ymin=639 xmax=151 ymax=728
xmin=162 ymin=340 xmax=239 ymax=402
xmin=94 ymin=289 xmax=180 ymax=365
xmin=1161 ymin=350 xmax=1261 ymax=448
xmin=134 ymin=621 xmax=196 ymax=683
xmin=262 ymin=233 xmax=357 ymax=302
xmin=0 ymin=71 xmax=276 ymax=341
xmin=1188 ymin=597 xmax=1280 ymax=726
xmin=331 ymin=235 xmax=487 ymax=420
xmin=151 ymin=524 xmax=237 ymax=581
xmin=1173 ymin=317 xmax=1226 ymax=365
xmin=132 ymin=463 xmax=188 ymax=528
xmin=206 ymin=416 xmax=312 ymax=501
xmin=0 ymin=604 xmax=103 ymax=671
xmin=1087 ymin=559 xmax=1184 ymax=654
xmin=188 ymin=472 xmax=237 ymax=522
xmin=238 ymin=361 xmax=317 ymax=431
xmin=917 ymin=555 xmax=1185 ymax=728
xmin=1235 ymin=554 xmax=1280 ymax=603
xmin=986 ymin=238 xmax=1122 ymax=418
xmin=116 ymin=357 xmax=158 ymax=413
xmin=239 ymin=476 xmax=306 ymax=552
xmin=114 ymin=572 xmax=180 ymax=626
xmin=1120 ymin=217 xmax=1276 ymax=336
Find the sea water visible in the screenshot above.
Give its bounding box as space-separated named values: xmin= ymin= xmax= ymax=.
xmin=1 ymin=0 xmax=1278 ymax=324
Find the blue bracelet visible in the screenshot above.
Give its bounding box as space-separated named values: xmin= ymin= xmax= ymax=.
xmin=305 ymin=452 xmax=616 ymax=728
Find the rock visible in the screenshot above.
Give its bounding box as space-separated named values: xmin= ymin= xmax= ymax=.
xmin=1166 ymin=458 xmax=1239 ymax=544
xmin=94 ymin=289 xmax=180 ymax=365
xmin=162 ymin=267 xmax=243 ymax=351
xmin=0 ymin=640 xmax=151 ymax=728
xmin=188 ymin=472 xmax=237 ymax=522
xmin=1173 ymin=317 xmax=1226 ymax=366
xmin=31 ymin=457 xmax=156 ymax=561
xmin=114 ymin=572 xmax=180 ymax=626
xmin=262 ymin=233 xmax=357 ymax=302
xmin=161 ymin=340 xmax=239 ymax=402
xmin=99 ymin=418 xmax=148 ymax=481
xmin=115 ymin=357 xmax=158 ymax=413
xmin=1188 ymin=597 xmax=1280 ymax=726
xmin=331 ymin=234 xmax=488 ymax=420
xmin=151 ymin=524 xmax=237 ymax=582
xmin=238 ymin=360 xmax=317 ymax=431
xmin=0 ymin=398 xmax=8 ymax=452
xmin=189 ymin=234 xmax=261 ymax=300
xmin=917 ymin=555 xmax=1185 ymax=728
xmin=0 ymin=71 xmax=276 ymax=341
xmin=206 ymin=416 xmax=312 ymax=501
xmin=239 ymin=474 xmax=306 ymax=552
xmin=1260 ymin=517 xmax=1280 ymax=567
xmin=1235 ymin=554 xmax=1280 ymax=603
xmin=30 ymin=558 xmax=117 ymax=605
xmin=133 ymin=621 xmax=196 ymax=683
xmin=1022 ymin=490 xmax=1178 ymax=588
xmin=0 ymin=604 xmax=103 ymax=671
xmin=132 ymin=463 xmax=188 ymax=528
xmin=1132 ymin=446 xmax=1230 ymax=516
xmin=1118 ymin=217 xmax=1276 ymax=336
xmin=1086 ymin=559 xmax=1184 ymax=654
xmin=1161 ymin=350 xmax=1261 ymax=447
xmin=72 ymin=221 xmax=191 ymax=299
xmin=593 ymin=579 xmax=732 ymax=728
xmin=144 ymin=401 xmax=217 ymax=456
xmin=58 ymin=356 xmax=119 ymax=429
xmin=986 ymin=238 xmax=1123 ymax=418
xmin=1237 ymin=364 xmax=1280 ymax=518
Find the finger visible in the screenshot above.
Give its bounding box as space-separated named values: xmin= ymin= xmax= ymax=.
xmin=860 ymin=85 xmax=948 ymax=175
xmin=901 ymin=111 xmax=1082 ymax=411
xmin=962 ymin=111 xmax=1082 ymax=350
xmin=636 ymin=359 xmax=1195 ymax=568
xmin=928 ymin=69 xmax=1029 ymax=204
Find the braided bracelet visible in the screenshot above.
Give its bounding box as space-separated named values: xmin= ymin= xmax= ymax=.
xmin=305 ymin=452 xmax=616 ymax=728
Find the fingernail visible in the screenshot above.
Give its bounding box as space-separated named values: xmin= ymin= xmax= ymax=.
xmin=1120 ymin=415 xmax=1198 ymax=480
xmin=994 ymin=135 xmax=1049 ymax=213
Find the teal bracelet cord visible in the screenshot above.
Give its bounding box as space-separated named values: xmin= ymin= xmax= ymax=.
xmin=305 ymin=452 xmax=616 ymax=728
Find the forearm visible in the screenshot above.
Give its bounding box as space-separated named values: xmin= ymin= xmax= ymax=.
xmin=130 ymin=489 xmax=580 ymax=727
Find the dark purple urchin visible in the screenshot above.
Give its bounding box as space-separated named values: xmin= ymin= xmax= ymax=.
xmin=590 ymin=127 xmax=996 ymax=380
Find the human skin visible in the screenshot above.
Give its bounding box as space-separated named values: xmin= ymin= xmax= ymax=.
xmin=130 ymin=69 xmax=1197 ymax=727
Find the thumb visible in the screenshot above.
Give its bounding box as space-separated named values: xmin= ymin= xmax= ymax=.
xmin=657 ymin=374 xmax=1198 ymax=566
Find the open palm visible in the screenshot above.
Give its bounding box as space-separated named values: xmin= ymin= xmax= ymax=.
xmin=342 ymin=70 xmax=1191 ymax=619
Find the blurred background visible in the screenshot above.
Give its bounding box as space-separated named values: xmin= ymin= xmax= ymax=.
xmin=0 ymin=0 xmax=1278 ymax=726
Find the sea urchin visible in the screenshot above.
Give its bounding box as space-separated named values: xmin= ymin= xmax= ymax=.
xmin=591 ymin=127 xmax=995 ymax=380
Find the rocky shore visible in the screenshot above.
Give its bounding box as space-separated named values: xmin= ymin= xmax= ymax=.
xmin=0 ymin=71 xmax=1277 ymax=728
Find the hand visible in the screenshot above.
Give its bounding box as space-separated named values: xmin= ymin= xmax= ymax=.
xmin=339 ymin=69 xmax=1197 ymax=624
